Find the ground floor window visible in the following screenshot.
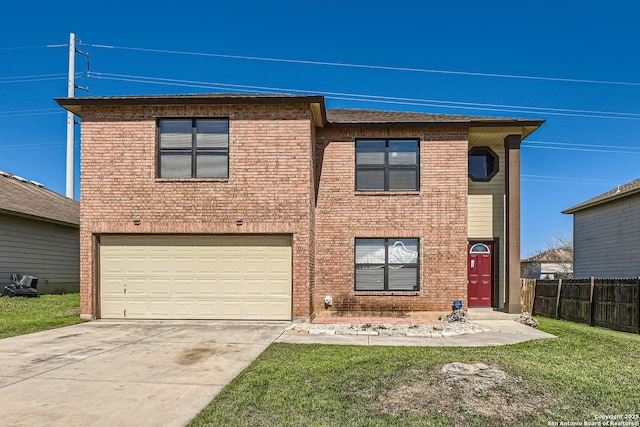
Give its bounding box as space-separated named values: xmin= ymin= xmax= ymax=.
xmin=354 ymin=238 xmax=419 ymax=291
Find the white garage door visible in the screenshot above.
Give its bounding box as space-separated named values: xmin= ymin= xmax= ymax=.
xmin=99 ymin=235 xmax=292 ymax=320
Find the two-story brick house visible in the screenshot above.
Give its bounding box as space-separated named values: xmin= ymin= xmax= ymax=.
xmin=56 ymin=94 xmax=543 ymax=320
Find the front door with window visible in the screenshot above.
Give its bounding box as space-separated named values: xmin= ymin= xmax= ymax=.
xmin=467 ymin=242 xmax=493 ymax=307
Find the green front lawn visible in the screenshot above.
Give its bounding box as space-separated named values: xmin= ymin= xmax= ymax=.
xmin=190 ymin=318 xmax=640 ymax=427
xmin=0 ymin=293 xmax=83 ymax=339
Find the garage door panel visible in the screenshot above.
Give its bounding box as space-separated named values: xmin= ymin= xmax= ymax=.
xmin=124 ymin=300 xmax=151 ymax=318
xmin=192 ymin=279 xmax=220 ymax=295
xmin=146 ymin=257 xmax=172 ymax=274
xmin=171 ymin=257 xmax=195 ymax=274
xmin=100 ymin=235 xmax=292 ymax=320
xmin=146 ymin=278 xmax=173 ymax=296
xmin=217 ymin=257 xmax=241 ymax=273
xmin=242 ymin=257 xmax=266 ymax=273
xmin=194 ymin=257 xmax=218 ymax=273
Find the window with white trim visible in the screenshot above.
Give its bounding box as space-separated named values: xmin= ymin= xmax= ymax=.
xmin=158 ymin=118 xmax=229 ymax=178
xmin=355 ymin=238 xmax=419 ymax=291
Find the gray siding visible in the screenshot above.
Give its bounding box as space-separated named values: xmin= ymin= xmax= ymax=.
xmin=0 ymin=213 xmax=79 ymax=293
xmin=573 ymin=193 xmax=640 ymax=278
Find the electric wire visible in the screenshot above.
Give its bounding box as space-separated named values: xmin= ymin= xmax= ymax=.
xmin=0 ymin=45 xmax=53 ymax=51
xmin=88 ymin=72 xmax=640 ymax=121
xmin=521 ymin=144 xmax=640 ymax=155
xmin=0 ymin=73 xmax=66 ymax=81
xmin=521 ymin=174 xmax=621 ymax=185
xmin=84 ymin=43 xmax=640 ymax=87
xmin=0 ymin=108 xmax=65 ymax=118
xmin=0 ymin=142 xmax=77 ymax=152
xmin=526 ymin=140 xmax=640 ymax=151
xmin=0 ymin=111 xmax=64 ymax=118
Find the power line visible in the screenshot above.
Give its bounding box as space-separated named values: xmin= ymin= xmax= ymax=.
xmin=0 ymin=45 xmax=53 ymax=51
xmin=526 ymin=140 xmax=640 ymax=151
xmin=521 ymin=144 xmax=640 ymax=155
xmin=0 ymin=142 xmax=70 ymax=152
xmin=88 ymin=72 xmax=640 ymax=121
xmin=0 ymin=73 xmax=66 ymax=81
xmin=521 ymin=178 xmax=617 ymax=186
xmin=0 ymin=73 xmax=66 ymax=82
xmin=521 ymin=174 xmax=621 ymax=186
xmin=0 ymin=111 xmax=65 ymax=118
xmin=0 ymin=108 xmax=61 ymax=114
xmin=85 ymin=43 xmax=640 ymax=87
xmin=0 ymin=73 xmax=67 ymax=85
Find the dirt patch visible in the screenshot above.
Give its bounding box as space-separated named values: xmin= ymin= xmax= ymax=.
xmin=378 ymin=363 xmax=551 ymax=425
xmin=175 ymin=346 xmax=218 ymax=366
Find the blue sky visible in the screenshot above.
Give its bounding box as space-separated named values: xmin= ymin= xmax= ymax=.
xmin=1 ymin=1 xmax=639 ymax=257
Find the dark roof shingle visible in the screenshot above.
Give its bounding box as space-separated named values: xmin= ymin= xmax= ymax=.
xmin=0 ymin=172 xmax=79 ymax=226
xmin=326 ymin=108 xmax=531 ymax=124
xmin=56 ymin=94 xmax=545 ymax=129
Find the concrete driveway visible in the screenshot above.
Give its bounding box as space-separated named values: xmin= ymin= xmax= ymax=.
xmin=0 ymin=320 xmax=288 ymax=427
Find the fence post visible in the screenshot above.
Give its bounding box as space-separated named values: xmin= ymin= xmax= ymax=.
xmin=555 ymin=278 xmax=563 ymax=320
xmin=590 ymin=276 xmax=596 ymax=327
xmin=532 ymin=279 xmax=537 ymax=314
xmin=636 ymin=277 xmax=640 ymax=334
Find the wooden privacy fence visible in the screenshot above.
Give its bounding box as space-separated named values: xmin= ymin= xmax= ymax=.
xmin=529 ymin=277 xmax=640 ymax=334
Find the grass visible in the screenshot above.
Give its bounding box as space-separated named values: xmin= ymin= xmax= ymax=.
xmin=189 ymin=318 xmax=640 ymax=427
xmin=0 ymin=293 xmax=83 ymax=339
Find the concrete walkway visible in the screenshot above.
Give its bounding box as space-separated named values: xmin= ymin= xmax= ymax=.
xmin=0 ymin=321 xmax=288 ymax=427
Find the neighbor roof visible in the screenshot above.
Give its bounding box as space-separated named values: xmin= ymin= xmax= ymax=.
xmin=521 ymin=248 xmax=573 ymax=263
xmin=0 ymin=171 xmax=79 ymax=226
xmin=55 ymin=93 xmax=544 ymax=131
xmin=562 ymin=178 xmax=640 ymax=214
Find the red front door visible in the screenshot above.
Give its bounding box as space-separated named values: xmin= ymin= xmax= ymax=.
xmin=467 ymin=242 xmax=493 ymax=307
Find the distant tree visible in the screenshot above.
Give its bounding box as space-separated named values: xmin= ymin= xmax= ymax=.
xmin=547 ymin=232 xmax=573 ymax=252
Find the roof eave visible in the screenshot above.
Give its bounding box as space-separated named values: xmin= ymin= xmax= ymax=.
xmin=325 ymin=119 xmax=544 ymax=129
xmin=55 ymin=95 xmax=327 ymax=119
xmin=562 ymin=187 xmax=640 ymax=214
xmin=0 ymin=208 xmax=79 ymax=227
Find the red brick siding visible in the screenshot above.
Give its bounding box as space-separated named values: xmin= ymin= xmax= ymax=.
xmin=79 ymin=104 xmax=315 ymax=318
xmin=313 ymin=128 xmax=468 ymax=315
xmin=79 ymin=102 xmax=470 ymax=319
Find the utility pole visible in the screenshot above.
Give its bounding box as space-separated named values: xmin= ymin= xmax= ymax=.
xmin=65 ymin=33 xmax=76 ymax=199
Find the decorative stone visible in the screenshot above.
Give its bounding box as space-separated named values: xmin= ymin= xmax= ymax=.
xmin=439 ymin=308 xmax=468 ymax=323
xmin=441 ymin=362 xmax=507 ymax=381
xmin=517 ymin=312 xmax=539 ymax=328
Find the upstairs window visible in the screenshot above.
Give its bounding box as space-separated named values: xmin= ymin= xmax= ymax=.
xmin=158 ymin=119 xmax=229 ymax=179
xmin=468 ymin=147 xmax=498 ymax=181
xmin=356 ymin=139 xmax=419 ymax=191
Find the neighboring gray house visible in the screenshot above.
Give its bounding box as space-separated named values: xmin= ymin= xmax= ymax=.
xmin=0 ymin=170 xmax=79 ymax=293
xmin=563 ymin=178 xmax=640 ymax=279
xmin=521 ymin=248 xmax=573 ymax=279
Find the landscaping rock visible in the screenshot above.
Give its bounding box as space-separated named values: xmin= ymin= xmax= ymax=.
xmin=516 ymin=312 xmax=539 ymax=328
xmin=441 ymin=362 xmax=507 ymax=382
xmin=286 ymin=320 xmax=484 ymax=337
xmin=438 ymin=308 xmax=468 ymax=323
